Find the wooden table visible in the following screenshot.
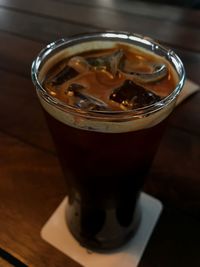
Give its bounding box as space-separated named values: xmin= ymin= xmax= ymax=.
xmin=0 ymin=0 xmax=200 ymax=266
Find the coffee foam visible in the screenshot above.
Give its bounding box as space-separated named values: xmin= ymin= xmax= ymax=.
xmin=38 ymin=41 xmax=177 ymax=133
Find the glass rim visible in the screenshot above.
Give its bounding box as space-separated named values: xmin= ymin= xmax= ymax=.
xmin=31 ymin=31 xmax=186 ymax=120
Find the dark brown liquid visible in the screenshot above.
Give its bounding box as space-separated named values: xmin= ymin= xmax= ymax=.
xmin=44 ymin=109 xmax=167 ymax=250
xmin=41 ymin=44 xmax=177 ymax=250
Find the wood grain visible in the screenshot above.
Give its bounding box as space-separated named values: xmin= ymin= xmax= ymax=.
xmin=0 ymin=7 xmax=93 ymax=43
xmin=0 ymin=32 xmax=42 ymax=76
xmin=0 ymin=70 xmax=54 ymax=151
xmin=139 ymin=208 xmax=200 ymax=267
xmin=0 ymin=132 xmax=81 ymax=267
xmin=57 ymin=0 xmax=200 ymax=28
xmin=169 ymin=92 xmax=200 ymax=136
xmin=0 ymin=0 xmax=200 ymax=51
xmin=145 ymin=126 xmax=200 ymax=219
xmin=0 ymin=1 xmax=200 ymax=266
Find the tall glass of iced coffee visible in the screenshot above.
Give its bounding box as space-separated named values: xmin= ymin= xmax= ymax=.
xmin=32 ymin=32 xmax=185 ymax=250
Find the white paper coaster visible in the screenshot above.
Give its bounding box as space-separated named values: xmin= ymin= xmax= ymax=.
xmin=41 ymin=193 xmax=162 ymax=267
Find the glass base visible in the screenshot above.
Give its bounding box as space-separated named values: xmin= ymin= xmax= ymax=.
xmin=66 ymin=199 xmax=142 ymax=251
xmin=41 ymin=192 xmax=163 ymax=267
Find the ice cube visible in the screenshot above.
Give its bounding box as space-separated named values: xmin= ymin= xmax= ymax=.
xmin=110 ymin=80 xmax=162 ymax=109
xmin=119 ymin=61 xmax=167 ymax=83
xmin=47 ymin=63 xmax=78 ymax=86
xmin=87 ymin=49 xmax=123 ymax=76
xmin=68 ymin=83 xmax=108 ymax=111
xmin=67 ymin=56 xmax=90 ymax=73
